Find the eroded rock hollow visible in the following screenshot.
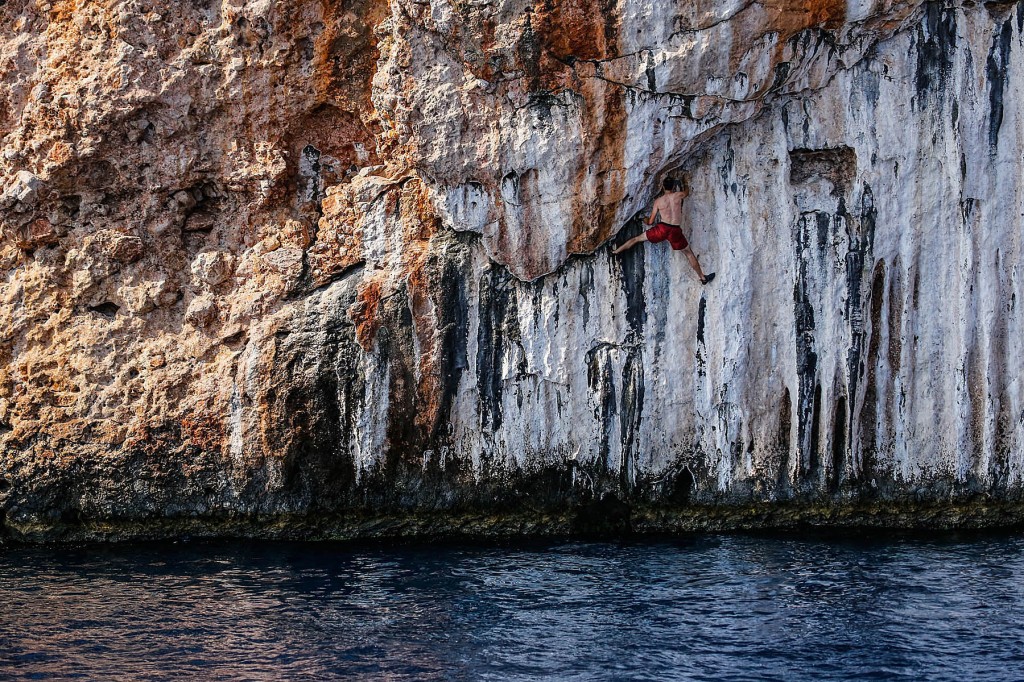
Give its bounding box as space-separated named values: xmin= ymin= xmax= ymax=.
xmin=1 ymin=0 xmax=1022 ymax=541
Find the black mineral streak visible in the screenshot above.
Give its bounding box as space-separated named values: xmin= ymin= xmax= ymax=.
xmin=696 ymin=295 xmax=707 ymax=345
xmin=858 ymin=260 xmax=887 ymax=483
xmin=619 ymin=350 xmax=645 ymax=492
xmin=777 ymin=387 xmax=793 ymax=494
xmin=809 ymin=383 xmax=823 ymax=478
xmin=845 ymin=185 xmax=876 ymax=472
xmin=989 ymin=248 xmax=1014 ymax=492
xmin=432 ymin=256 xmax=470 ymax=441
xmin=914 ymin=2 xmax=958 ymax=106
xmin=586 ymin=344 xmax=618 ymax=473
xmin=986 ymin=17 xmax=1014 ymax=148
xmin=787 ymin=145 xmax=858 ymax=488
xmin=615 ymin=217 xmax=647 ymax=340
xmin=378 ymin=287 xmax=420 ymax=470
xmin=771 ymin=61 xmax=792 ymax=91
xmin=645 ymin=51 xmax=657 ymax=91
xmin=579 ymin=261 xmax=594 ymax=327
xmin=477 ymin=265 xmax=519 ymax=432
xmin=887 ymin=261 xmax=903 ymax=373
xmin=265 ymin=282 xmax=364 ymax=505
xmin=831 ymin=394 xmax=848 ymax=491
xmin=794 ymin=212 xmax=819 ymax=482
xmin=718 ymin=135 xmax=735 ymax=194
xmin=816 ymin=211 xmax=831 ymax=253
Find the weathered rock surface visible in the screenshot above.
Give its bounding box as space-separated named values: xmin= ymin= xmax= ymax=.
xmin=0 ymin=0 xmax=1022 ymax=542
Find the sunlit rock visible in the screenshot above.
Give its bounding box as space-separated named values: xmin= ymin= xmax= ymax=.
xmin=0 ymin=0 xmax=1022 ymax=541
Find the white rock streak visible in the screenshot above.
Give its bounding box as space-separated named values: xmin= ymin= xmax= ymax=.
xmin=361 ymin=2 xmax=1024 ymax=499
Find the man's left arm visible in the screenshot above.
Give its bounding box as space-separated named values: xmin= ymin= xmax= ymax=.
xmin=643 ymin=203 xmax=658 ymax=226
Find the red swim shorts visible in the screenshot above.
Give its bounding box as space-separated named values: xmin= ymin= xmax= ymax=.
xmin=645 ymin=222 xmax=689 ymax=250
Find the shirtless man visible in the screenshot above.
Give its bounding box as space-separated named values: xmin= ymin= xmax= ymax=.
xmin=612 ymin=177 xmax=715 ymax=285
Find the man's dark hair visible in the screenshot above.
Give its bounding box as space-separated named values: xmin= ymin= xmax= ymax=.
xmin=663 ymin=177 xmax=679 ymax=192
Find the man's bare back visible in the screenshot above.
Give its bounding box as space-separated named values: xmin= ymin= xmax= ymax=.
xmin=650 ymin=188 xmax=687 ymax=226
xmin=611 ymin=176 xmax=715 ymax=285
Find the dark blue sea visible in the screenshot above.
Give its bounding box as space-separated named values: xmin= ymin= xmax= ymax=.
xmin=1 ymin=533 xmax=1023 ymax=680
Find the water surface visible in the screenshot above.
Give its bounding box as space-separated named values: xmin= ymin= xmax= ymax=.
xmin=2 ymin=533 xmax=1023 ymax=680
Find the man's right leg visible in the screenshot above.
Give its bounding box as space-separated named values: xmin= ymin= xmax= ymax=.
xmin=683 ymin=246 xmax=715 ymax=284
xmin=682 ymin=246 xmax=705 ymax=279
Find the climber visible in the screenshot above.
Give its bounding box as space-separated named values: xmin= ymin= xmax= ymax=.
xmin=612 ymin=176 xmax=715 ymax=285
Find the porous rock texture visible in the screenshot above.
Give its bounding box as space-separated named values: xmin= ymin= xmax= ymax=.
xmin=1 ymin=0 xmax=1022 ymax=542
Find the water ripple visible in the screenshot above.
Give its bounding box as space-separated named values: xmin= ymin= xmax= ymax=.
xmin=1 ymin=534 xmax=1023 ymax=680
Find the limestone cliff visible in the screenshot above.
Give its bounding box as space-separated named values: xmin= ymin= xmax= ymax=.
xmin=1 ymin=0 xmax=1022 ymax=541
